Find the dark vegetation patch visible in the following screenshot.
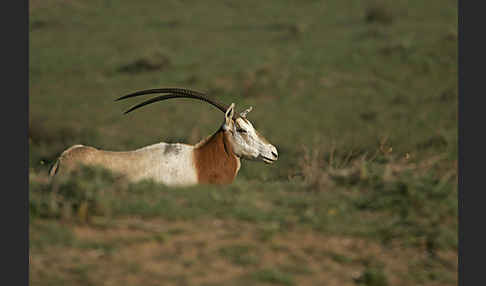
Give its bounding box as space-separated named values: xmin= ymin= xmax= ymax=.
xmin=117 ymin=53 xmax=171 ymax=74
xmin=147 ymin=19 xmax=181 ymax=29
xmin=417 ymin=134 xmax=448 ymax=151
xmin=227 ymin=22 xmax=308 ymax=40
xmin=354 ymin=264 xmax=388 ymax=286
xmin=379 ymin=42 xmax=410 ymax=57
xmin=360 ymin=111 xmax=377 ymax=121
xmin=30 ymin=19 xmax=50 ymax=31
xmin=219 ymin=244 xmax=260 ymax=266
xmin=251 ymin=268 xmax=295 ymax=286
xmin=439 ymin=87 xmax=457 ymax=102
xmin=364 ymin=1 xmax=395 ymax=25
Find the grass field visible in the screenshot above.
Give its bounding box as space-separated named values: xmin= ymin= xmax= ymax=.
xmin=29 ymin=0 xmax=457 ymax=285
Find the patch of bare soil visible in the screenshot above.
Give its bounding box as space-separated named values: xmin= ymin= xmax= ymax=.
xmin=30 ymin=218 xmax=457 ymax=286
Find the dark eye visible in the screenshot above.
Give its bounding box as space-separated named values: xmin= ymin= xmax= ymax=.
xmin=236 ymin=128 xmax=247 ymax=133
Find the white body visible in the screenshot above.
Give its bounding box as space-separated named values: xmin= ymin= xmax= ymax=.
xmin=111 ymin=142 xmax=198 ymax=186
xmin=53 ymin=143 xmax=198 ymax=186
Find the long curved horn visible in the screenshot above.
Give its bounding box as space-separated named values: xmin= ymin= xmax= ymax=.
xmin=116 ymin=88 xmax=232 ymax=116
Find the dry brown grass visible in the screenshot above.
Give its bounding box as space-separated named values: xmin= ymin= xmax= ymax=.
xmin=297 ymin=145 xmax=335 ymax=190
xmin=30 ymin=217 xmax=456 ymax=286
xmin=297 ymin=135 xmax=455 ymax=189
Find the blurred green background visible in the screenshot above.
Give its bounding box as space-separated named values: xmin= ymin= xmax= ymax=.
xmin=29 ymin=0 xmax=457 ymax=285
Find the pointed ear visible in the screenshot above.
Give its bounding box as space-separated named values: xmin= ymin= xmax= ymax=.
xmin=225 ymin=103 xmax=235 ymax=123
xmin=239 ymin=106 xmax=253 ymax=118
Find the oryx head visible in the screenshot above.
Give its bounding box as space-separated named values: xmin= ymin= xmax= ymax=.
xmin=221 ymin=104 xmax=278 ymax=163
xmin=116 ymin=87 xmax=278 ymax=164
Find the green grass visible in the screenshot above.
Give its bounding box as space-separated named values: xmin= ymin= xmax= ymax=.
xmin=355 ymin=265 xmax=388 ymax=286
xmin=219 ymin=244 xmax=261 ymax=266
xmin=29 ymin=0 xmax=457 ymax=285
xmin=252 ymin=268 xmax=295 ymax=286
xmin=30 ymin=158 xmax=457 ymax=249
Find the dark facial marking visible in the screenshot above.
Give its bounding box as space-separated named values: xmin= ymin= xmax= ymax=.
xmin=236 ymin=126 xmax=247 ymax=133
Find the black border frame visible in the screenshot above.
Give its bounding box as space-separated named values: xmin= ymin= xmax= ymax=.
xmin=4 ymin=0 xmax=28 ymax=285
xmin=459 ymin=0 xmax=480 ymax=285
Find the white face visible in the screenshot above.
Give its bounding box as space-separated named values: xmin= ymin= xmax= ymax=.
xmin=222 ymin=104 xmax=278 ymax=164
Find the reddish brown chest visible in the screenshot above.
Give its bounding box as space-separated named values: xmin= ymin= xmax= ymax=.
xmin=193 ymin=130 xmax=239 ymax=184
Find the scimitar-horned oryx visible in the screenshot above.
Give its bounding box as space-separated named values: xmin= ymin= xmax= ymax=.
xmin=49 ymin=88 xmax=278 ymax=186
